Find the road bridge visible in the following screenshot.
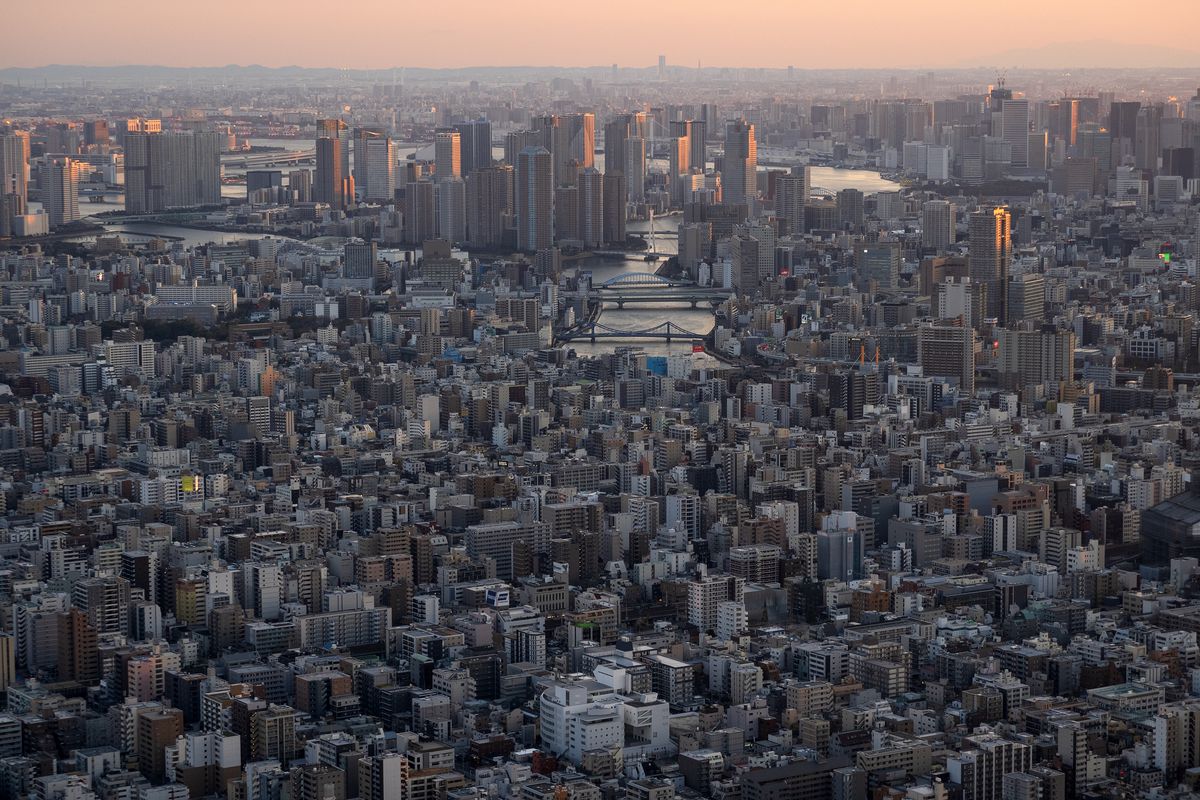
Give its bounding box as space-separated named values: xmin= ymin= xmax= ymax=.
xmin=556 ymin=319 xmax=708 ymax=343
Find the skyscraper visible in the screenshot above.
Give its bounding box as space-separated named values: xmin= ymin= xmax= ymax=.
xmin=1001 ymin=99 xmax=1030 ymax=167
xmin=437 ymin=177 xmax=466 ymax=244
xmin=602 ymin=172 xmax=626 ymax=246
xmin=604 ymin=112 xmax=646 ymax=180
xmin=625 ymin=137 xmax=646 ymax=201
xmin=404 ymin=181 xmax=436 ymax=244
xmin=45 ymin=158 xmax=80 ymax=228
xmin=533 ymin=113 xmax=594 ymax=187
xmin=517 ymin=146 xmax=553 ymax=252
xmin=316 ymin=137 xmax=349 ymax=210
xmin=435 ymin=130 xmax=462 ymax=182
xmin=316 ymin=118 xmax=350 ymax=176
xmin=968 ymin=207 xmax=1011 ymax=323
xmin=668 ymin=135 xmax=690 ymax=204
xmin=453 ymin=119 xmax=492 ymax=176
xmin=774 ymin=166 xmax=808 ymax=236
xmin=0 ymin=130 xmax=30 ymax=234
xmin=124 ymin=131 xmax=222 ymax=213
xmin=577 ymin=167 xmax=604 ymax=248
xmin=723 ymin=120 xmax=757 ymax=205
xmin=466 ymin=165 xmax=514 ymax=249
xmin=356 ymin=134 xmax=395 ymax=201
xmin=671 ymin=119 xmax=706 ymax=174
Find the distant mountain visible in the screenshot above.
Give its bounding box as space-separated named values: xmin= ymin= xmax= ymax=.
xmin=961 ymin=40 xmax=1200 ymax=70
xmin=3 ymin=57 xmax=1199 ymax=85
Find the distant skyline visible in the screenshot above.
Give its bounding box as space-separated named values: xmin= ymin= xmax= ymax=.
xmin=6 ymin=0 xmax=1200 ymax=71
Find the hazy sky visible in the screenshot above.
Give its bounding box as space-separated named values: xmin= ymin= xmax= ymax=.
xmin=6 ymin=0 xmax=1200 ymax=70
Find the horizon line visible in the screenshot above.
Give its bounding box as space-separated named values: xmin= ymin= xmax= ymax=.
xmin=4 ymin=61 xmax=1200 ymax=73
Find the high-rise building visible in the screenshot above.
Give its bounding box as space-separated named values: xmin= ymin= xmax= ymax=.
xmin=576 ymin=167 xmax=604 ymax=248
xmin=1152 ymin=701 xmax=1200 ymax=785
xmin=316 ymin=118 xmax=350 ymax=175
xmin=137 ymin=708 xmax=185 ymax=782
xmin=124 ymin=131 xmax=221 ymax=213
xmin=343 ymin=241 xmax=378 ymax=280
xmin=947 ymin=732 xmax=1032 ymax=800
xmin=435 ymin=130 xmax=462 ymax=182
xmin=55 ymin=608 xmax=99 ymax=683
xmin=437 ymin=178 xmax=467 ymax=244
xmin=817 ymin=512 xmax=864 ymax=582
xmin=775 ymin=167 xmax=809 ymax=236
xmin=0 ymin=130 xmax=30 ymax=234
xmin=625 ymin=136 xmax=646 ymax=201
xmin=921 ymin=200 xmax=954 ymax=251
xmin=668 ymin=135 xmax=690 ymax=204
xmin=315 ymin=137 xmax=351 ymax=210
xmin=72 ymin=575 xmax=130 ymax=634
xmin=504 ymin=129 xmax=542 ymax=167
xmin=995 ymin=327 xmax=1075 ymax=387
xmin=836 ymin=188 xmax=864 ymax=231
xmin=918 ymin=323 xmax=976 ymax=395
xmin=358 ymin=752 xmax=409 ymax=800
xmin=857 ymin=241 xmax=901 ymax=290
xmin=453 ymin=119 xmax=492 ymax=177
xmin=533 ymin=113 xmax=594 ymax=187
xmin=250 ymin=704 xmax=298 ymax=765
xmin=1001 ymin=99 xmax=1031 ymax=167
xmin=602 ymin=172 xmax=626 ymax=246
xmin=968 ymin=207 xmax=1011 ymax=323
xmin=466 ymin=165 xmax=513 ymax=249
xmin=1108 ymin=101 xmax=1141 ymax=150
xmin=356 ymin=133 xmax=395 ymax=201
xmin=45 ymin=158 xmax=80 ymax=227
xmin=1007 ymin=272 xmax=1045 ymax=325
xmin=516 ymin=146 xmax=553 ymax=252
xmin=404 ymin=181 xmax=436 ymax=244
xmin=723 ymin=120 xmax=757 ymax=205
xmin=604 ymin=113 xmax=645 ymax=184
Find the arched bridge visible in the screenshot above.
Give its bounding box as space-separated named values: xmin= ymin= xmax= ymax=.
xmin=557 ymin=319 xmax=708 ymax=343
xmin=597 ymin=272 xmax=694 ymax=289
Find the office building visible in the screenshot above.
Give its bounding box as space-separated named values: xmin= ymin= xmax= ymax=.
xmin=723 ymin=120 xmax=757 ymax=205
xmin=1001 ymin=99 xmax=1031 ymax=168
xmin=316 ymin=137 xmax=352 ymax=210
xmin=357 ymin=134 xmax=395 ymax=201
xmin=857 ymin=241 xmax=901 ymax=290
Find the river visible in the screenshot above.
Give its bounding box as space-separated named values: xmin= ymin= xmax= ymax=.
xmin=74 ymin=157 xmax=897 ymax=356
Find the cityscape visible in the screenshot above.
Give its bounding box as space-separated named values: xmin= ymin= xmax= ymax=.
xmin=4 ymin=8 xmax=1200 ymax=800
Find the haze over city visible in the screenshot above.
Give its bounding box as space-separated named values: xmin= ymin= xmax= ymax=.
xmin=5 ymin=0 xmax=1200 ymax=70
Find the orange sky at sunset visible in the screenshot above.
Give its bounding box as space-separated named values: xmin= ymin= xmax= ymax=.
xmin=6 ymin=0 xmax=1199 ymax=70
